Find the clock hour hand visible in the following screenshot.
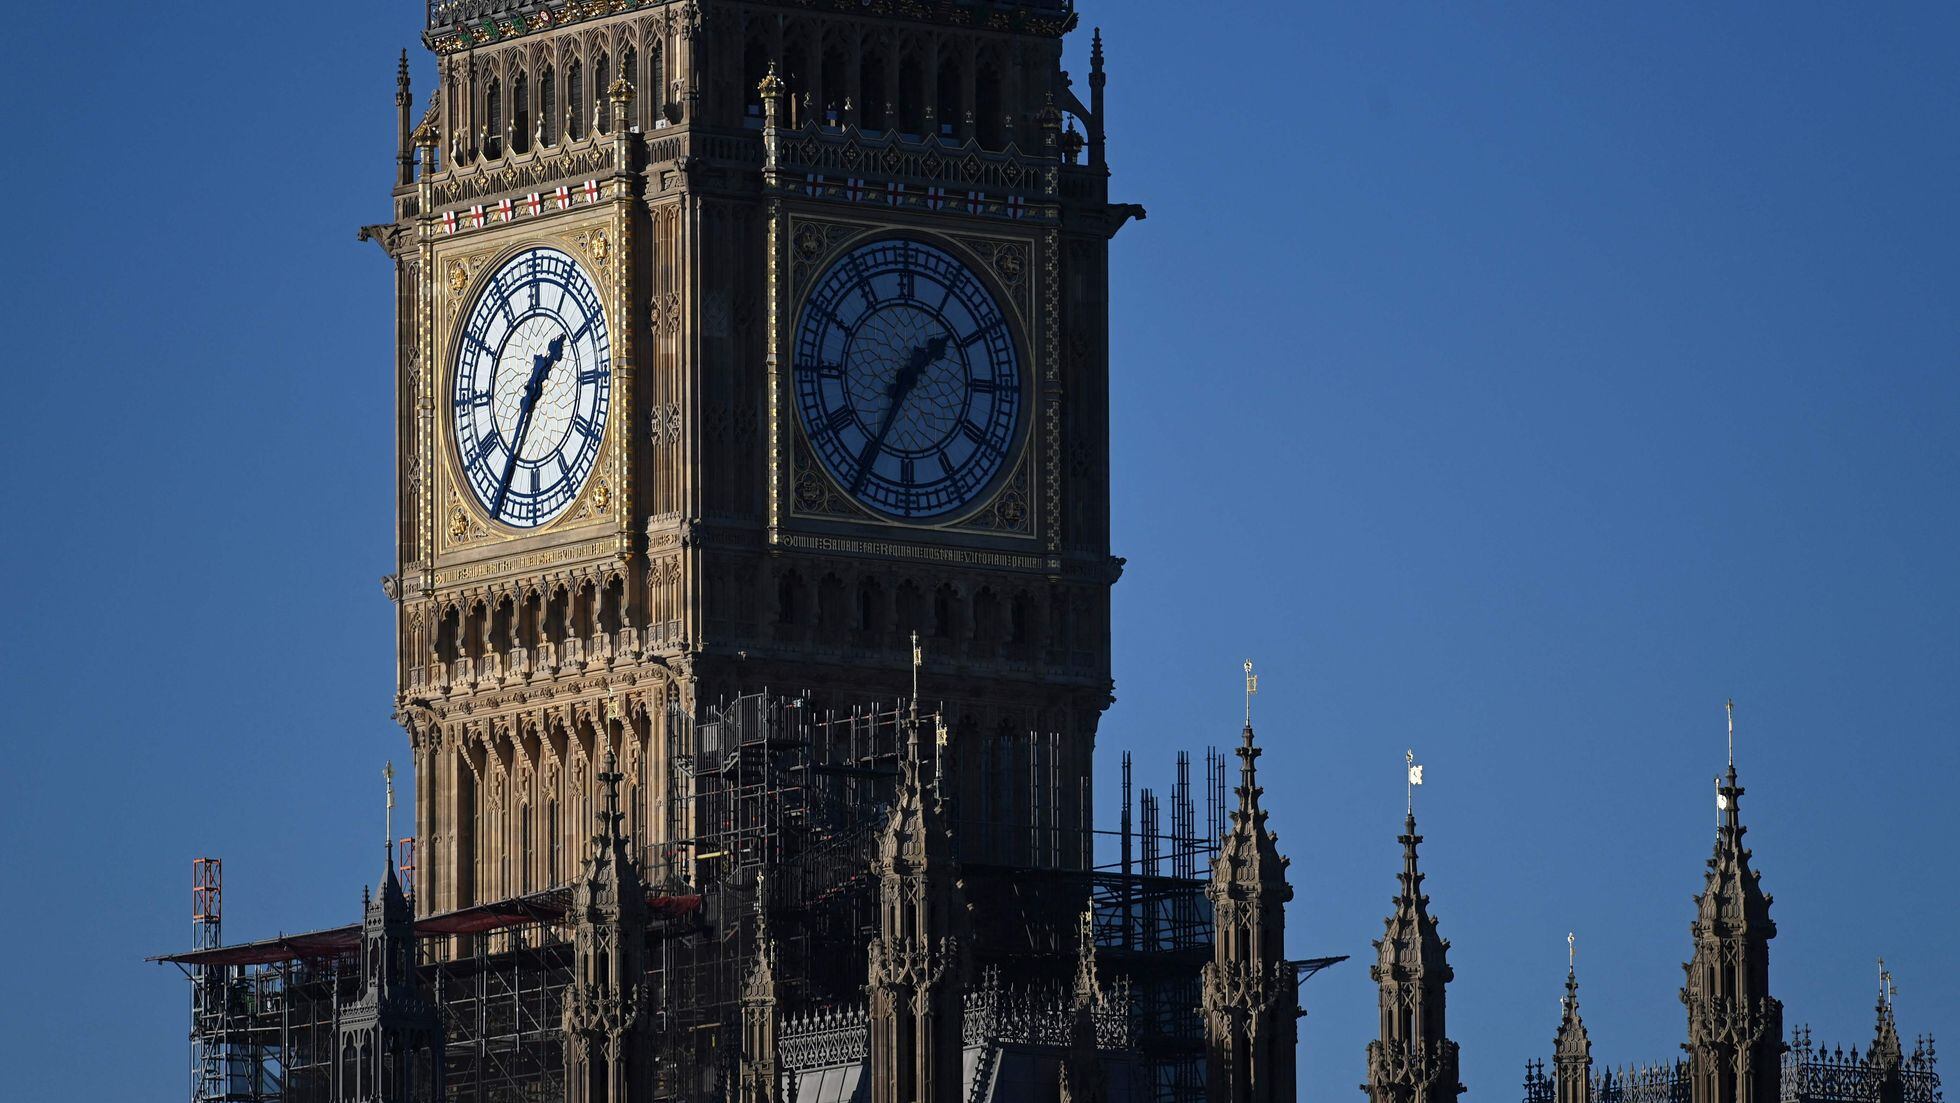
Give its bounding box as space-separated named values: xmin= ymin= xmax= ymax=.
xmin=490 ymin=333 xmax=572 ymax=518
xmin=850 ymin=334 xmax=951 ymax=496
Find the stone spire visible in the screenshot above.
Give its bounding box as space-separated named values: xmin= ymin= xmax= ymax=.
xmin=866 ymin=703 xmax=967 ymax=1103
xmin=1363 ymin=808 xmax=1461 ymax=1103
xmin=1062 ymin=908 xmax=1110 ymax=1103
xmin=336 ymin=765 xmax=443 ymax=1103
xmin=563 ymin=752 xmax=654 ymax=1103
xmin=1869 ymin=962 xmax=1904 ymax=1103
xmin=738 ymin=874 xmax=782 ymax=1103
xmin=1554 ymin=935 xmax=1592 ymax=1103
xmin=1682 ymin=702 xmax=1781 ymax=1103
xmin=1202 ymin=712 xmax=1297 ymax=1103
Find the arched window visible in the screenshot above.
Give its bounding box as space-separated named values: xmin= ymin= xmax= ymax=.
xmin=540 ymin=64 xmax=557 ymax=145
xmin=519 ymin=802 xmax=532 ymax=892
xmin=594 ymin=51 xmax=612 ymax=133
xmin=818 ymin=574 xmax=845 ymax=631
xmin=975 ymin=62 xmax=1003 ymax=148
xmin=821 ymin=48 xmax=847 ymax=125
xmin=567 ymin=59 xmax=584 ymax=139
xmin=859 ymin=48 xmax=886 ymax=129
xmin=512 ymin=71 xmax=531 ymax=153
xmin=463 ymin=601 xmax=487 ymax=660
xmin=777 ymin=572 xmax=804 ymax=626
xmin=894 ymin=581 xmax=922 ymax=640
xmin=572 ymin=581 xmax=596 ymax=639
xmin=744 ymin=37 xmax=770 ymax=122
xmin=932 ymin=585 xmax=958 ymax=640
xmin=435 ymin=605 xmax=460 ymax=664
xmin=857 ymin=578 xmax=882 ymax=633
xmin=621 ymin=45 xmax=639 ymax=130
xmin=600 ymin=575 xmax=624 ymax=634
xmin=935 ymin=56 xmax=962 ymax=139
xmin=647 ymin=45 xmax=664 ymax=125
xmin=485 ymin=77 xmax=504 ymax=158
xmin=490 ymin=596 xmax=514 ymax=653
xmin=898 ymin=55 xmax=925 ymax=135
xmin=547 ymin=798 xmax=560 ymax=884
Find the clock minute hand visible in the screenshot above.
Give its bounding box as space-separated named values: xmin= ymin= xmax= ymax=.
xmin=490 ymin=335 xmax=572 ymax=518
xmin=850 ymin=334 xmax=952 ymax=496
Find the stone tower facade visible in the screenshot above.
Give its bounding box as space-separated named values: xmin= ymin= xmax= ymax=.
xmin=379 ymin=0 xmax=1132 ymax=914
xmin=563 ymin=754 xmax=656 ymax=1103
xmin=866 ymin=711 xmax=969 ymax=1103
xmin=334 ymin=851 xmax=444 ymax=1103
xmin=1200 ymin=723 xmax=1297 ymax=1103
xmin=1681 ymin=758 xmax=1782 ymax=1103
xmin=1364 ymin=812 xmax=1462 ymax=1103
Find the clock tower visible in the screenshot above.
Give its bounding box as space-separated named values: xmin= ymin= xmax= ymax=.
xmin=376 ymin=0 xmax=1132 ymax=914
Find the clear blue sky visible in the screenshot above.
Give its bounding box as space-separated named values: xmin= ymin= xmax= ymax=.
xmin=2 ymin=2 xmax=1954 ymax=1099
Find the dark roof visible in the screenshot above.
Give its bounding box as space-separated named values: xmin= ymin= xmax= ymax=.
xmin=150 ymin=888 xmax=702 ymax=968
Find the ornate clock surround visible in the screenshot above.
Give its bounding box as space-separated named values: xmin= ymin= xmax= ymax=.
xmin=430 ymin=213 xmax=629 ymax=563
xmin=771 ymin=213 xmax=1052 ymax=557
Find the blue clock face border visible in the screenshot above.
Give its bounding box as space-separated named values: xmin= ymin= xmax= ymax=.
xmin=792 ymin=237 xmax=1024 ymax=522
xmin=451 ymin=245 xmax=612 ymax=530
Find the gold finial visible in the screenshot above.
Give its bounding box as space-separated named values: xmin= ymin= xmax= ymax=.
xmin=911 ymin=630 xmax=922 ymax=703
xmin=757 ymin=62 xmax=784 ymax=100
xmin=1243 ymin=659 xmax=1257 ymax=728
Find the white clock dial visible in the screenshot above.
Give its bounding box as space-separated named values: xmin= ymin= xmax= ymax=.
xmin=451 ymin=246 xmax=611 ymax=528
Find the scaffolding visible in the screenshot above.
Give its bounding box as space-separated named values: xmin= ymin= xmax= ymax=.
xmin=160 ymin=693 xmax=1341 ymax=1103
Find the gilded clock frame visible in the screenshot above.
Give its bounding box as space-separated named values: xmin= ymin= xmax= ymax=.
xmin=427 ymin=211 xmax=628 ymax=562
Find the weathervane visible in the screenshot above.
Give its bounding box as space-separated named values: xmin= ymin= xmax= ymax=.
xmin=1406 ymin=749 xmax=1424 ymax=814
xmin=1243 ymin=660 xmax=1257 ymax=728
xmin=1568 ymin=931 xmax=1576 ymax=970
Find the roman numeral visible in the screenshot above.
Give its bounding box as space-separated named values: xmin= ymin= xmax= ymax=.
xmin=961 ymin=320 xmax=1002 ymax=348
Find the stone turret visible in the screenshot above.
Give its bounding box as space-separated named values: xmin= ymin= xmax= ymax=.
xmin=335 ymin=843 xmax=443 ymax=1102
xmin=563 ymin=752 xmax=654 ymax=1103
xmin=1681 ymin=714 xmax=1782 ymax=1103
xmin=1554 ymin=943 xmax=1593 ymax=1103
xmin=1202 ymin=720 xmax=1298 ymax=1103
xmin=1062 ymin=908 xmax=1110 ymax=1103
xmin=1363 ymin=811 xmax=1461 ymax=1103
xmin=738 ymin=876 xmax=782 ymax=1103
xmin=1869 ymin=966 xmax=1904 ymax=1103
xmin=866 ymin=705 xmax=968 ymax=1103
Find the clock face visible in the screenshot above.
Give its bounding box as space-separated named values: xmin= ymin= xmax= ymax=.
xmin=451 ymin=246 xmax=611 ymax=529
xmin=793 ymin=238 xmax=1023 ymax=521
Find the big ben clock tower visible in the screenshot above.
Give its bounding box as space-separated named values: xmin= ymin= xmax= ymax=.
xmin=376 ymin=0 xmax=1134 ymax=915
